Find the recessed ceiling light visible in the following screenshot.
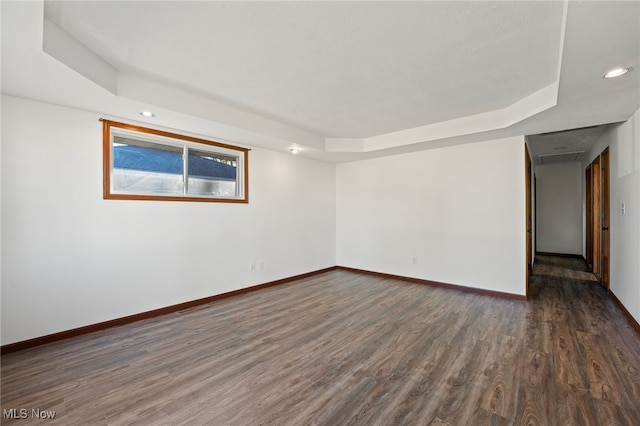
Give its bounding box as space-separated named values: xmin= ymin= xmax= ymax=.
xmin=603 ymin=67 xmax=630 ymax=78
xmin=290 ymin=148 xmax=299 ymax=154
xmin=140 ymin=111 xmax=155 ymax=117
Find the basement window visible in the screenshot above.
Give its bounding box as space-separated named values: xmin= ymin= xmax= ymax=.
xmin=102 ymin=120 xmax=248 ymax=203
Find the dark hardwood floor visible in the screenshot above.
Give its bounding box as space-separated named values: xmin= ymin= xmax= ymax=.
xmin=532 ymin=254 xmax=600 ymax=283
xmin=2 ymin=259 xmax=639 ymax=425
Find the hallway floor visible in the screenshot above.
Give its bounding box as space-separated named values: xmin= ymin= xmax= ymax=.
xmin=532 ymin=254 xmax=600 ymax=283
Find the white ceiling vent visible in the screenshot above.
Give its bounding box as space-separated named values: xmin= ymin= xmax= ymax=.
xmin=538 ymin=151 xmax=584 ymax=165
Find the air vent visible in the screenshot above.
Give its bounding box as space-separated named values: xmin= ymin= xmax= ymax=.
xmin=538 ymin=151 xmax=584 ymax=165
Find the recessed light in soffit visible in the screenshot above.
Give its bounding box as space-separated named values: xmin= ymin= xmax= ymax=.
xmin=603 ymin=67 xmax=631 ymax=78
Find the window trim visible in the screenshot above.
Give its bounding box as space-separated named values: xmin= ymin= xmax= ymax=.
xmin=102 ymin=119 xmax=249 ymax=203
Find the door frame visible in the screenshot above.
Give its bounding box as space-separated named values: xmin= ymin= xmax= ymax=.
xmin=585 ymin=147 xmax=610 ymax=289
xmin=592 ymin=155 xmax=602 ymax=277
xmin=585 ymin=164 xmax=593 ymax=269
xmin=600 ymin=147 xmax=610 ymax=289
xmin=525 ymin=146 xmax=533 ymax=298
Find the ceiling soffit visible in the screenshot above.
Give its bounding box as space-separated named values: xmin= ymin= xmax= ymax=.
xmin=528 ymin=125 xmax=610 ymax=165
xmin=41 ymin=1 xmax=567 ymax=153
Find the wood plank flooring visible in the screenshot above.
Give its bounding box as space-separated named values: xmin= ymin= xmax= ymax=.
xmin=532 ymin=254 xmax=600 ymax=283
xmin=2 ymin=259 xmax=640 ymax=425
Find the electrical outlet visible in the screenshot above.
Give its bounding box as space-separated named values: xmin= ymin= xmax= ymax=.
xmin=412 ymin=257 xmax=417 ymax=265
xmin=621 ymin=203 xmax=626 ymax=215
xmin=250 ymin=263 xmax=256 ymax=271
xmin=259 ymin=262 xmax=264 ymax=271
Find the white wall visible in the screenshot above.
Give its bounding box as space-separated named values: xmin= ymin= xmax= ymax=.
xmin=1 ymin=95 xmax=336 ymax=345
xmin=583 ymin=108 xmax=640 ymax=325
xmin=336 ymin=136 xmax=527 ymax=296
xmin=535 ymin=163 xmax=583 ymax=255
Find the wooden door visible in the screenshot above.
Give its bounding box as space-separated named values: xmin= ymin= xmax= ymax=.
xmin=525 ymin=147 xmax=532 ymax=297
xmin=585 ymin=165 xmax=593 ymax=269
xmin=592 ymin=156 xmax=601 ymax=277
xmin=600 ymin=148 xmax=610 ymax=289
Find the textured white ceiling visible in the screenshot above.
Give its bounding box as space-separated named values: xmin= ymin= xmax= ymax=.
xmin=44 ymin=1 xmax=563 ymax=138
xmin=2 ymin=1 xmax=639 ymax=163
xmin=528 ymin=125 xmax=609 ymax=165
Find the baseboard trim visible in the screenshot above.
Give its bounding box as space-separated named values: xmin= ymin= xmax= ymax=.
xmin=609 ymin=290 xmax=640 ymax=335
xmin=337 ymin=266 xmax=527 ymax=301
xmin=535 ymin=251 xmax=585 ymax=260
xmin=1 ymin=266 xmax=338 ymax=355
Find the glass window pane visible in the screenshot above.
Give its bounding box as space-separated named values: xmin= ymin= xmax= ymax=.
xmin=112 ymin=137 xmax=184 ymax=195
xmin=187 ymin=149 xmax=238 ymax=197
